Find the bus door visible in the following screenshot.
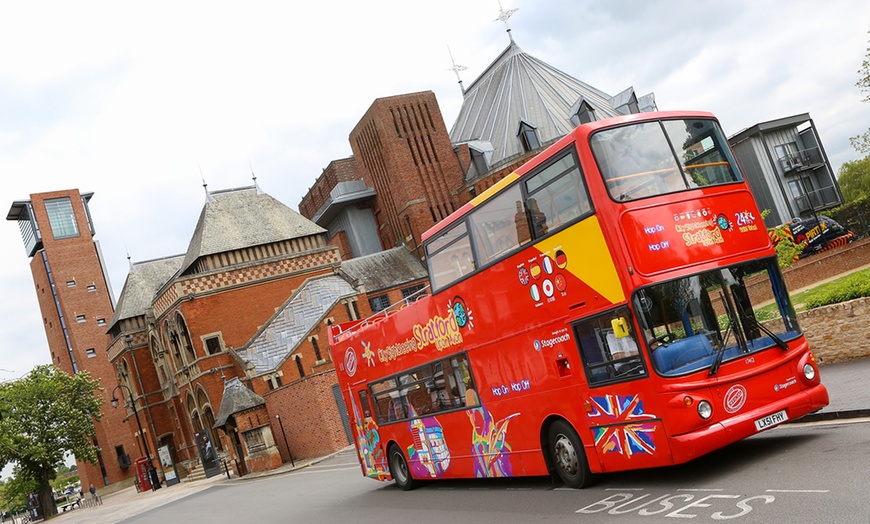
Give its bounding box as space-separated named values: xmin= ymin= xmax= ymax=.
xmin=572 ymin=307 xmax=673 ymax=472
xmin=348 ymin=381 xmax=391 ymax=480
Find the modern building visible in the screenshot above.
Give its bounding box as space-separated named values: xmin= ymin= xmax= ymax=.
xmin=729 ymin=113 xmax=845 ymax=227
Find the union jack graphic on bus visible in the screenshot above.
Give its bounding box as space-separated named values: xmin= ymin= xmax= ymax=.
xmin=589 ymin=394 xmax=657 ymax=457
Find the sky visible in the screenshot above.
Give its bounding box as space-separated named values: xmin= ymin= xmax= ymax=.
xmin=1 ymin=0 xmax=870 ymax=385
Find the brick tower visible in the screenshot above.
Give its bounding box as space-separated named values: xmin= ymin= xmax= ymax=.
xmin=6 ymin=189 xmax=138 ymax=489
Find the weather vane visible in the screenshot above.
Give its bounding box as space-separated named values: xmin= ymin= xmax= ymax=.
xmin=495 ymin=1 xmax=519 ymax=42
xmin=447 ymin=45 xmax=468 ymax=94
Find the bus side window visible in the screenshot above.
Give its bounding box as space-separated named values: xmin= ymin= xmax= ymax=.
xmin=572 ymin=307 xmax=646 ymax=386
xmin=358 ymin=390 xmax=372 ymax=418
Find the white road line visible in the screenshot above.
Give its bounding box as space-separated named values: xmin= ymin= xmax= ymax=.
xmin=766 ymin=489 xmax=830 ymax=493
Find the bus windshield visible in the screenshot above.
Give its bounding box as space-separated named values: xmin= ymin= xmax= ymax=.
xmin=633 ymin=258 xmax=800 ymax=377
xmin=591 ymin=118 xmax=741 ymax=202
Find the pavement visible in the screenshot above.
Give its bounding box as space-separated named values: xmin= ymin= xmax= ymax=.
xmin=42 ymin=358 xmax=869 ymax=524
xmin=47 ymin=447 xmax=355 ymax=524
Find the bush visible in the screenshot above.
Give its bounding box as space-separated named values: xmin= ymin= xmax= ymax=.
xmin=803 ymin=270 xmax=870 ymax=309
xmin=823 ymin=196 xmax=870 ymax=238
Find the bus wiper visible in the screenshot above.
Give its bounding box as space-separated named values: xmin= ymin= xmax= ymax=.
xmin=733 ymin=304 xmax=789 ymax=352
xmin=710 ymin=290 xmax=743 ymax=376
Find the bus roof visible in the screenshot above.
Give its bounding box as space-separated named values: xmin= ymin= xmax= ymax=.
xmin=420 ymin=110 xmax=717 ymax=243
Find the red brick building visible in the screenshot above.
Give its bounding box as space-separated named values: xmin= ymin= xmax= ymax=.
xmin=6 ymin=190 xmax=140 ymax=489
xmin=106 ymin=185 xmax=372 ymax=478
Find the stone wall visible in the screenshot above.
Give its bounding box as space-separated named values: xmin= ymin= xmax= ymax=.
xmin=798 ymin=296 xmax=870 ymax=365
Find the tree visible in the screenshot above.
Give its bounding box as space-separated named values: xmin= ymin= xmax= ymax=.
xmin=0 ymin=365 xmax=102 ymax=519
xmin=837 ymin=156 xmax=870 ymax=202
xmin=852 ymin=31 xmax=870 ymax=153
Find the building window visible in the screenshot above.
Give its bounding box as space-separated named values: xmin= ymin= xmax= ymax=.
xmin=86 ymin=348 xmax=97 ymax=358
xmin=470 ymin=148 xmax=489 ymax=175
xmin=294 ymin=355 xmax=305 ymax=378
xmin=369 ymin=295 xmax=390 ymax=313
xmin=97 ymin=318 xmax=106 ymax=326
xmin=401 ymin=284 xmax=426 ymax=301
xmin=518 ymin=121 xmax=542 ymax=152
xmin=66 ymin=280 xmax=76 ymax=288
xmin=243 ymin=428 xmax=266 ymax=452
xmin=571 ymin=100 xmax=596 ymax=126
xmin=266 ymin=374 xmax=283 ymax=390
xmin=87 ymin=284 xmax=97 ymax=292
xmin=45 ymin=197 xmax=79 ymax=239
xmin=115 ymin=445 xmax=131 ymax=468
xmin=310 ymin=336 xmax=322 ymax=361
xmin=204 ymin=336 xmax=222 ymax=355
xmin=76 ymin=314 xmax=86 ymax=323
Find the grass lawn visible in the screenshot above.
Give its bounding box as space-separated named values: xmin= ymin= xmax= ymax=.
xmin=755 ymin=267 xmax=870 ymax=319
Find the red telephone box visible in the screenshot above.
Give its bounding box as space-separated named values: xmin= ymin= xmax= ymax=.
xmin=135 ymin=457 xmax=153 ymax=492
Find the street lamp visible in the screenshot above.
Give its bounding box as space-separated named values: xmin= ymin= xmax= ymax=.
xmin=111 ymin=384 xmax=161 ymax=491
xmin=275 ymin=414 xmax=295 ymax=467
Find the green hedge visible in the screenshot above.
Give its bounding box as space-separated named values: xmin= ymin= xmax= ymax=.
xmin=803 ymin=269 xmax=870 ymax=309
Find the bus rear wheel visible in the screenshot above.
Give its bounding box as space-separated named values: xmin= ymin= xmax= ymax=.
xmin=388 ymin=444 xmax=417 ymax=491
xmin=548 ymin=420 xmax=594 ymax=488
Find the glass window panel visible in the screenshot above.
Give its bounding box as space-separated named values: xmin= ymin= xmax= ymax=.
xmin=469 ymin=185 xmax=527 ymax=265
xmin=45 ymin=197 xmax=79 ymax=239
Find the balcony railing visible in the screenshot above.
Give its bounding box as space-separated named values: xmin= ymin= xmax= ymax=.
xmin=778 ymin=146 xmax=824 ymax=174
xmin=794 ymin=185 xmax=841 ymax=213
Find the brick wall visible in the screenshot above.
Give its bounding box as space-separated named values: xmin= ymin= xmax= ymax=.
xmin=781 ymin=236 xmax=870 ymax=291
xmin=264 ymin=370 xmax=349 ymax=461
xmin=743 ymin=236 xmax=870 ymax=305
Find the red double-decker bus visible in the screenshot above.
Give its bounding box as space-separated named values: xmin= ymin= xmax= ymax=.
xmin=329 ymin=110 xmax=829 ymax=490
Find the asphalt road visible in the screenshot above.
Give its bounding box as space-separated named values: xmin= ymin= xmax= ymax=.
xmin=120 ymin=418 xmax=870 ymax=524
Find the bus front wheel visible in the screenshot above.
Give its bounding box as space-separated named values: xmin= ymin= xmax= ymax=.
xmin=388 ymin=444 xmax=417 ymax=491
xmin=548 ymin=420 xmax=594 ymax=488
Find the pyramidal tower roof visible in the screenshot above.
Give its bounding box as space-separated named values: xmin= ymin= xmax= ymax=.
xmin=180 ymin=186 xmax=326 ymax=276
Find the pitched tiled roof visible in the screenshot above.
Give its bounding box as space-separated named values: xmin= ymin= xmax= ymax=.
xmin=109 ymin=255 xmax=185 ymax=328
xmin=340 ymin=246 xmax=428 ymax=294
xmin=180 ymin=186 xmax=326 ymax=276
xmin=213 ymin=377 xmax=266 ymax=428
xmin=235 ymin=274 xmax=358 ymax=375
xmin=450 ymin=41 xmax=655 ymax=174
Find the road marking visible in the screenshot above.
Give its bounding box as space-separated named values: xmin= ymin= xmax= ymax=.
xmin=766 ymin=489 xmax=829 ymax=493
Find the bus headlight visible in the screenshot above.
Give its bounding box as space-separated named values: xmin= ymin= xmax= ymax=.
xmin=803 ymin=363 xmax=816 ymax=381
xmin=697 ymin=400 xmax=713 ymax=420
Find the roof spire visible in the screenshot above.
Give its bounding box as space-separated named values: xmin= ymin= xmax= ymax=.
xmin=494 ymin=1 xmax=519 ymax=43
xmin=249 ymin=158 xmax=263 ymax=195
xmin=200 ymin=165 xmax=215 ymax=202
xmin=125 ymin=242 xmax=133 ymax=271
xmin=447 ymin=45 xmax=468 ymax=94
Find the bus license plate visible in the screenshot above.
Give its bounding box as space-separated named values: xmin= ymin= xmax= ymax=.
xmin=755 ymin=409 xmax=788 ymax=431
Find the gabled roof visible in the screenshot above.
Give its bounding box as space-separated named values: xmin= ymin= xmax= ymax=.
xmin=180 ymin=186 xmax=326 ymax=276
xmin=235 ymin=274 xmax=358 ymax=375
xmin=450 ymin=41 xmax=624 ymax=171
xmin=340 ymin=246 xmax=428 ymax=294
xmin=109 ymin=255 xmax=185 ymax=329
xmin=213 ymin=377 xmax=266 ymax=428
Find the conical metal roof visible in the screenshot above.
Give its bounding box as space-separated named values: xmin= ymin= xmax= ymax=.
xmin=449 ymin=41 xmax=654 ymax=173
